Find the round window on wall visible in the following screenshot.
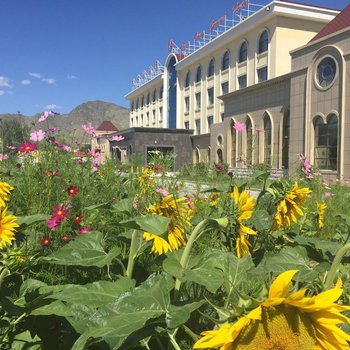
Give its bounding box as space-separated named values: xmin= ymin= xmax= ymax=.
xmin=316 ymin=56 xmax=337 ymax=89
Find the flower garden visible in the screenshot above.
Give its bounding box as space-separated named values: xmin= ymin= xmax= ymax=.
xmin=1 ymin=112 xmax=350 ymax=349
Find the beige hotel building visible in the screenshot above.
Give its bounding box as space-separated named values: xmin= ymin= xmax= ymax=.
xmin=122 ymin=0 xmax=350 ymax=180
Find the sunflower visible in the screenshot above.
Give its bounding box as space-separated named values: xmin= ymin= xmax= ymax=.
xmin=317 ymin=202 xmax=327 ymax=229
xmin=0 ymin=207 xmax=19 ymax=249
xmin=272 ymin=182 xmax=312 ymax=230
xmin=143 ymin=194 xmax=193 ymax=255
xmin=230 ymin=186 xmax=256 ymax=257
xmin=0 ymin=180 xmax=13 ymax=208
xmin=193 ymin=270 xmax=350 ymax=350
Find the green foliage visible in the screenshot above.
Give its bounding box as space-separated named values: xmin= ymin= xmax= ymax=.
xmin=1 ymin=119 xmax=30 ymax=148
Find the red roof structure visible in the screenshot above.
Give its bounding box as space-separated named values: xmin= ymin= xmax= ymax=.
xmin=96 ymin=121 xmax=119 ymax=132
xmin=310 ymin=3 xmax=350 ymax=42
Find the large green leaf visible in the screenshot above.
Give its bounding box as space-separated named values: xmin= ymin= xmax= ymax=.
xmin=42 ymin=231 xmax=120 ymax=267
xmin=40 ymin=277 xmax=134 ymax=307
xmin=119 ymin=215 xmax=170 ymax=235
xmin=16 ymin=214 xmax=50 ymax=226
xmin=184 ymin=250 xmax=225 ymax=293
xmin=71 ymin=273 xmax=174 ymax=350
xmin=166 ymin=300 xmax=205 ymax=328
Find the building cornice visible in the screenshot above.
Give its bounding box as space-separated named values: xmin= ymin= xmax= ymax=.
xmin=219 ymin=72 xmax=291 ymax=100
xmin=125 ymin=74 xmax=163 ymax=100
xmin=175 ymin=0 xmax=338 ymax=71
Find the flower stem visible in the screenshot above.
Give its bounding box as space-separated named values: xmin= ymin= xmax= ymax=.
xmin=126 ymin=230 xmax=138 ymax=278
xmin=324 ymin=243 xmax=350 ymax=289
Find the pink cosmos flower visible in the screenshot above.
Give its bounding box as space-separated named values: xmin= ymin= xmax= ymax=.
xmin=109 ymin=135 xmax=125 ymax=141
xmin=78 ymin=226 xmax=92 ymax=234
xmin=30 ymin=129 xmax=46 ymax=142
xmin=132 ymin=197 xmax=137 ymax=209
xmin=46 ymin=218 xmax=60 ymax=231
xmin=325 ymin=191 xmax=332 ymax=197
xmin=7 ymin=145 xmax=17 ymax=150
xmin=62 ymin=145 xmax=71 ymax=152
xmin=75 ymin=158 xmax=83 ymax=164
xmin=49 ymin=127 xmax=57 ymax=132
xmin=82 ymin=122 xmax=96 ymax=135
xmin=156 ymin=188 xmax=169 ymax=196
xmin=233 ymin=122 xmax=246 ymax=132
xmin=185 ymin=196 xmax=193 ymax=209
xmin=38 ymin=111 xmax=52 ymax=123
xmin=18 ymin=142 xmax=37 ymax=154
xmin=0 ymin=154 xmax=8 ymax=161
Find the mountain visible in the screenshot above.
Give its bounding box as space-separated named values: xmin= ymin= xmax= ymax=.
xmin=0 ymin=100 xmax=130 ymax=142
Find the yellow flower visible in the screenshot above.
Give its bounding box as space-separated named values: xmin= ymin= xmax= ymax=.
xmin=317 ymin=202 xmax=327 ymax=229
xmin=137 ymin=167 xmax=155 ymax=195
xmin=0 ymin=207 xmax=19 ymax=249
xmin=0 ymin=180 xmax=13 ymax=209
xmin=193 ymin=270 xmax=350 ymax=350
xmin=209 ymin=192 xmax=221 ymax=207
xmin=272 ymin=182 xmax=312 ymax=230
xmin=143 ymin=194 xmax=193 ymax=255
xmin=230 ymin=186 xmax=256 ymax=258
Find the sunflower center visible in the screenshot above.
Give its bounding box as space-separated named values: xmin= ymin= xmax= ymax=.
xmin=234 ymin=305 xmax=316 ymax=350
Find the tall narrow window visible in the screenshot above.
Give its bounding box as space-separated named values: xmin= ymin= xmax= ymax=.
xmin=282 ymin=110 xmax=290 ymax=169
xmin=314 ymin=115 xmax=338 ymax=170
xmin=258 ymin=30 xmax=268 ymax=54
xmin=208 ymin=59 xmax=215 ymax=77
xmin=159 ymin=107 xmax=163 ymax=121
xmin=238 ymin=75 xmax=247 ymax=89
xmin=141 ymin=96 xmax=144 ymax=108
xmin=136 ymin=98 xmax=139 ymax=109
xmin=159 ymin=86 xmax=163 ymax=99
xmin=239 ymin=41 xmax=248 ymax=63
xmin=152 ymin=89 xmax=156 ymax=102
xmin=222 ymin=51 xmax=230 ymax=71
xmin=196 ymin=66 xmax=202 ymax=83
xmin=207 ymin=116 xmax=214 ymax=132
xmin=221 ymin=81 xmax=229 ymax=95
xmin=185 ymin=71 xmax=190 ymax=88
xmin=246 ymin=118 xmax=253 ymax=165
xmin=147 ymin=93 xmax=150 ymax=105
xmin=195 ymin=119 xmax=201 ymax=135
xmin=207 ymin=87 xmax=214 ymax=106
xmin=184 ymin=121 xmax=189 ymax=129
xmin=263 ymin=114 xmax=272 ymax=164
xmin=184 ymin=96 xmax=190 ymax=113
xmin=258 ymin=66 xmax=268 ymax=82
xmin=195 ymin=92 xmax=201 ymax=110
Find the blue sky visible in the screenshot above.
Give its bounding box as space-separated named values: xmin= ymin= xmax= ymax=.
xmin=1 ymin=0 xmax=349 ymax=115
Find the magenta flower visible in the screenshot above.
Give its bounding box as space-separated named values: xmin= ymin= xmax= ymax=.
xmin=78 ymin=226 xmax=92 ymax=234
xmin=109 ymin=135 xmax=125 ymax=141
xmin=185 ymin=196 xmax=193 ymax=209
xmin=38 ymin=111 xmax=52 ymax=122
xmin=233 ymin=122 xmax=246 ymax=132
xmin=51 ymin=204 xmax=71 ymax=222
xmin=67 ymin=185 xmax=79 ymax=197
xmin=40 ymin=236 xmax=52 ymax=247
xmin=18 ymin=142 xmax=37 ymax=154
xmin=82 ymin=122 xmax=96 ymax=135
xmin=47 ymin=218 xmax=60 ymax=231
xmin=30 ymin=129 xmax=46 ymax=142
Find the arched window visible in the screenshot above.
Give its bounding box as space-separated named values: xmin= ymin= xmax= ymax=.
xmin=239 ymin=41 xmax=248 ymax=63
xmin=152 ymin=89 xmax=156 ymax=102
xmin=222 ymin=51 xmax=230 ymax=71
xmin=196 ymin=66 xmax=202 ymax=83
xmin=217 ymin=149 xmax=223 ymax=163
xmin=131 ymin=101 xmax=134 ymax=111
xmin=258 ymin=30 xmax=268 ymax=54
xmin=146 ymin=93 xmax=150 ymax=105
xmin=246 ymin=118 xmax=253 ymax=165
xmin=208 ymin=59 xmax=215 ymax=77
xmin=185 ymin=71 xmax=190 ymax=88
xmin=314 ymin=114 xmax=338 ymax=170
xmin=263 ymin=114 xmax=272 ymax=164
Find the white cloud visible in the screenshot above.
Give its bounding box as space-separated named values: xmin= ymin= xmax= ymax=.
xmin=67 ymin=74 xmax=77 ymax=80
xmin=0 ymin=90 xmax=5 ymax=96
xmin=42 ymin=78 xmax=56 ymax=85
xmin=0 ymin=76 xmax=11 ymax=87
xmin=21 ymin=79 xmax=31 ymax=85
xmin=44 ymin=104 xmax=61 ymax=110
xmin=29 ymin=72 xmax=43 ymax=79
